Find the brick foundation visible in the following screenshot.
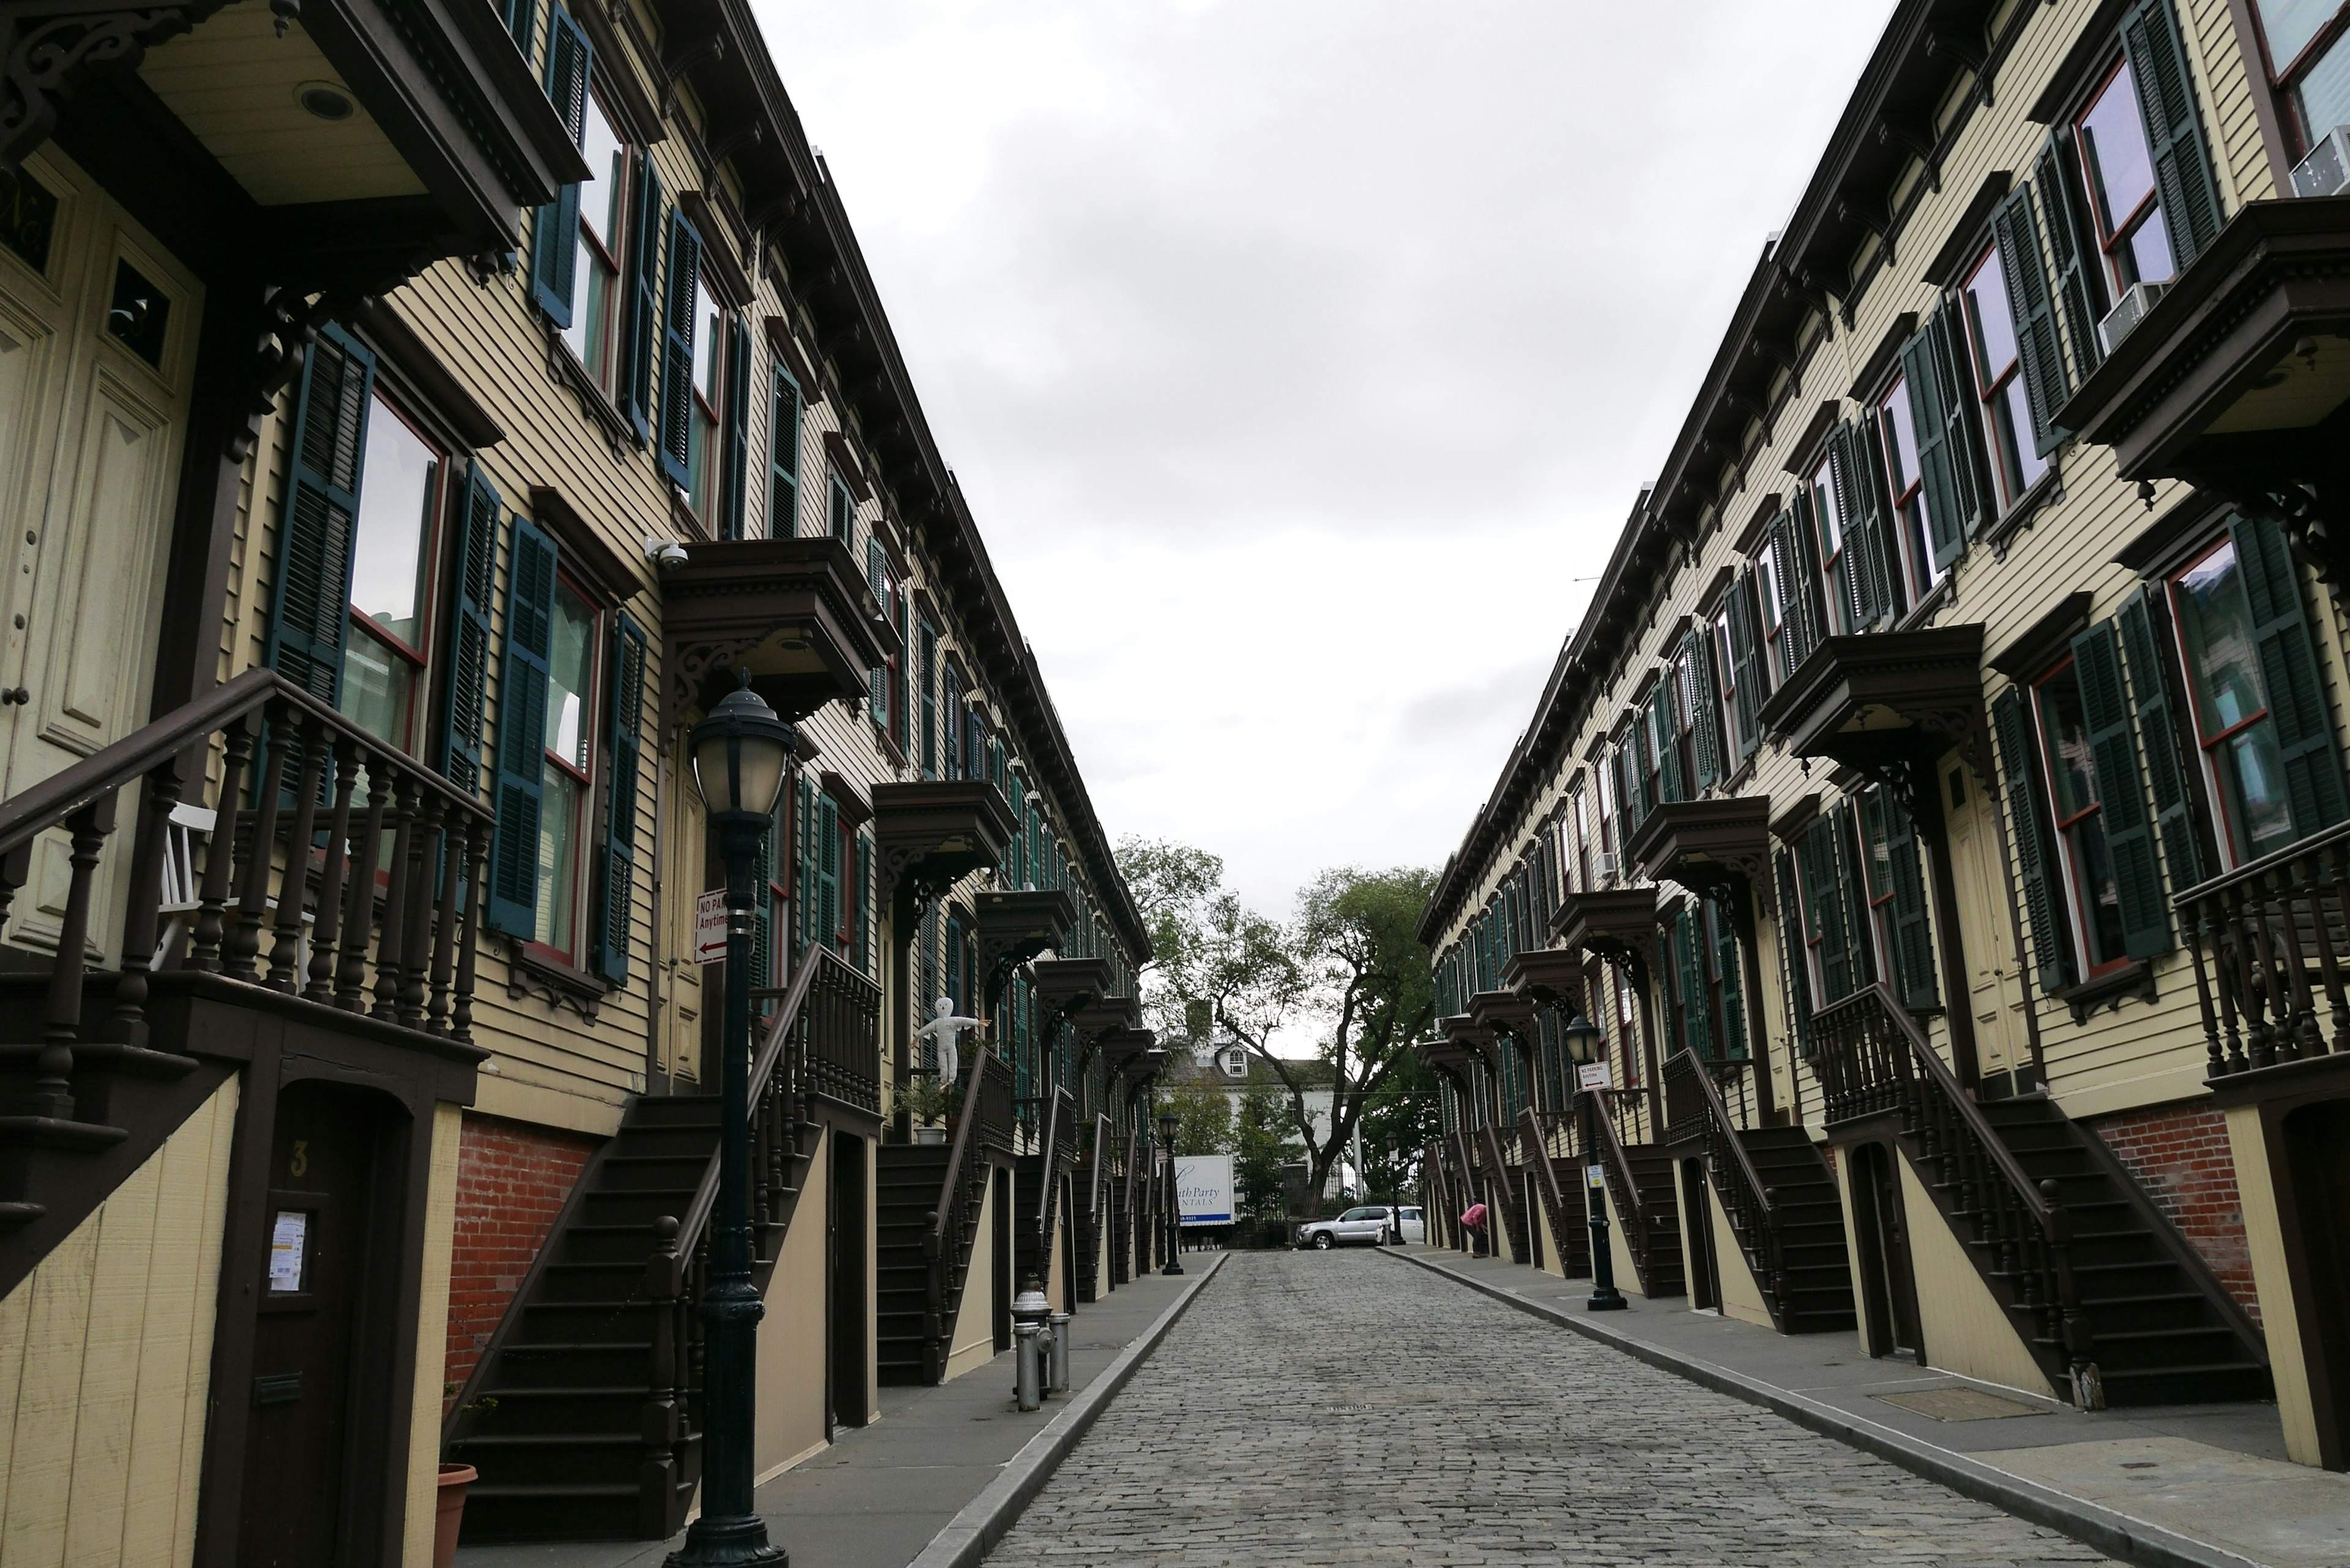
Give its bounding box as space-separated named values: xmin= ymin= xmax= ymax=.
xmin=444 ymin=1113 xmax=602 ymax=1410
xmin=2085 ymin=1100 xmax=2260 ymax=1326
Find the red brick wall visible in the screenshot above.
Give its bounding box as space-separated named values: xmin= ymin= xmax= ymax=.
xmin=444 ymin=1113 xmax=602 ymax=1410
xmin=2086 ymin=1101 xmax=2260 ymax=1326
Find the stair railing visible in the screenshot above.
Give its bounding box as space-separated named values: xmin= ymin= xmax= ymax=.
xmin=1030 ymin=1085 xmax=1075 ymax=1284
xmin=1586 ymin=1088 xmax=1661 ymax=1288
xmin=1664 ymin=1050 xmax=1788 ymax=1326
xmin=1516 ymin=1107 xmax=1581 ymax=1270
xmin=2176 ymin=819 xmax=2350 ymax=1077
xmin=643 ymin=944 xmax=876 ymax=1535
xmin=1476 ymin=1119 xmax=1525 ymax=1259
xmin=1811 ymin=982 xmax=2094 ymax=1391
xmin=0 ymin=668 xmax=493 ymax=1127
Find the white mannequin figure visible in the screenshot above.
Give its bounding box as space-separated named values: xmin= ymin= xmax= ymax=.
xmin=914 ymin=996 xmax=985 ymax=1088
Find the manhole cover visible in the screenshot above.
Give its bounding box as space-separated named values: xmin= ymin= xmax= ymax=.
xmin=1876 ymin=1386 xmax=2048 ymax=1422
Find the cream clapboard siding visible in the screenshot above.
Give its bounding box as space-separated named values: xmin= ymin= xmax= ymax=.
xmin=0 ymin=1075 xmax=238 ymax=1568
xmin=400 ymin=1102 xmax=464 ymax=1568
xmin=1435 ymin=0 xmax=2305 ymax=1133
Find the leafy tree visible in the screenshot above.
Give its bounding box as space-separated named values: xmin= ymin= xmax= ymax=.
xmin=1117 ymin=837 xmax=1302 ymax=1047
xmin=1160 ymin=1081 xmax=1233 ymax=1156
xmin=1358 ymin=1047 xmax=1444 ymax=1203
xmin=1232 ymin=1085 xmax=1300 ymax=1215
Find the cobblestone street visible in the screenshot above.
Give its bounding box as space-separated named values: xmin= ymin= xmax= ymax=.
xmin=989 ymin=1252 xmax=2117 ymax=1566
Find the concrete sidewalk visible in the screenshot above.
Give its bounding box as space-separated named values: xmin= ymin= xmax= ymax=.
xmin=1393 ymin=1245 xmax=2350 ymax=1568
xmin=456 ymin=1258 xmax=1218 ymax=1568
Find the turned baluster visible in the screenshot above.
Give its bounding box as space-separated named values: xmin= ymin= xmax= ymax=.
xmin=267 ymin=717 xmax=327 ymax=994
xmin=223 ymin=714 xmax=291 ymax=981
xmin=2181 ymin=891 xmax=2227 ymax=1078
xmin=396 ymin=791 xmax=439 ymax=1028
xmin=451 ymin=820 xmax=488 ymax=1045
xmin=372 ymin=771 xmax=416 ymax=1021
xmin=337 ymin=755 xmax=390 ymax=1010
xmin=426 ymin=799 xmax=463 ymax=1037
xmin=307 ymin=738 xmax=357 ymax=1004
xmin=2271 ymin=862 xmax=2320 ymax=1061
xmin=112 ymin=753 xmax=187 ymax=1042
xmin=2318 ymin=841 xmax=2350 ymax=1058
xmin=0 ymin=842 xmax=31 ymax=944
xmin=187 ymin=719 xmax=253 ymax=974
xmin=642 ymin=1214 xmax=682 ymax=1528
xmin=20 ymin=797 xmax=117 ymax=1121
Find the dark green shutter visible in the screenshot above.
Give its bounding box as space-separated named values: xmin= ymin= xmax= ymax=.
xmin=1726 ymin=572 xmax=1762 ymax=754
xmin=1007 ymin=773 xmax=1028 ymax=886
xmin=592 ymin=611 xmax=647 ymax=985
xmin=2122 ymin=0 xmax=2223 ymax=269
xmin=859 ymin=827 xmax=875 ymax=975
xmin=620 ymin=153 xmax=663 ymax=444
xmin=1992 ymin=687 xmax=2077 ymax=993
xmin=2035 ymin=132 xmax=2105 ymax=382
xmin=1651 ymin=682 xmax=1684 ymax=805
xmin=769 ymin=368 xmax=801 ymax=537
xmin=818 ymin=795 xmax=840 ymax=952
xmin=2071 ymin=620 xmax=2172 ymax=958
xmin=2117 ymin=585 xmax=2203 ymax=891
xmin=1774 ymin=846 xmax=1816 ymax=1046
xmin=1872 ymin=789 xmax=1938 ymax=1007
xmin=829 ymin=474 xmax=853 ymax=539
xmin=1709 ymin=898 xmax=1745 ymax=1059
xmin=2232 ymin=512 xmax=2350 ymax=837
xmin=794 ymin=774 xmax=814 ymax=959
xmin=503 ymin=0 xmax=535 ymax=51
xmin=1800 ymin=820 xmax=1851 ymax=1003
xmin=867 ymin=539 xmax=890 ymax=726
xmin=488 ymin=517 xmax=559 ymax=938
xmin=1827 ymin=418 xmax=1893 ymax=629
xmin=1832 ymin=804 xmax=1879 ymax=989
xmin=657 ymin=208 xmax=701 ymax=489
xmin=1769 ymin=505 xmax=1820 ymax=673
xmin=439 ymin=465 xmax=500 ymax=794
xmin=750 ymin=816 xmax=774 ymax=1001
xmin=266 ymin=325 xmax=373 ymax=704
xmin=529 ymin=10 xmax=591 ymax=327
xmin=722 ymin=315 xmax=751 ymax=539
xmin=1993 ymin=177 xmax=2070 ymax=457
xmin=1673 ymin=908 xmax=1704 ymax=1058
xmin=1687 ymin=632 xmax=1723 ymax=791
xmin=918 ymin=622 xmax=938 ymax=777
xmin=1901 ymin=305 xmax=1985 ymax=568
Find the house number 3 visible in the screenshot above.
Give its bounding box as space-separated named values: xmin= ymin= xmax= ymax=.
xmin=289 ymin=1141 xmax=308 ymax=1178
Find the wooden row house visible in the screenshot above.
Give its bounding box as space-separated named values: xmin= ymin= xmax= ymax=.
xmin=1419 ymin=0 xmax=2350 ymax=1472
xmin=0 ymin=0 xmax=1166 ymax=1559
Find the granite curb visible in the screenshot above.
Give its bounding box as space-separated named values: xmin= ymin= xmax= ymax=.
xmin=1386 ymin=1247 xmax=2260 ymax=1568
xmin=904 ymin=1252 xmax=1230 ymax=1568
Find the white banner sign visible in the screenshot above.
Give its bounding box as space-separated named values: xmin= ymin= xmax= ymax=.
xmin=1576 ymin=1062 xmax=1610 ymax=1092
xmin=695 ymin=890 xmax=728 ymax=965
xmin=1174 ymin=1154 xmax=1235 ymax=1226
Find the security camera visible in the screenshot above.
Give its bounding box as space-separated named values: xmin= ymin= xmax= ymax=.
xmin=646 ymin=538 xmax=689 ymax=570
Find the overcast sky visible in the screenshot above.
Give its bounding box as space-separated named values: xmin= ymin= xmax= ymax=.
xmin=759 ymin=1 xmax=1897 ymax=916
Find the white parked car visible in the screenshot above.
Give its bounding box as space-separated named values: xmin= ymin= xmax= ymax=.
xmin=1298 ymin=1206 xmax=1398 ymax=1249
xmin=1394 ymin=1206 xmax=1425 ymax=1244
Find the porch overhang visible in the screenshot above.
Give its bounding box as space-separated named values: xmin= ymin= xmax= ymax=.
xmin=2056 ymin=196 xmax=2350 ymax=582
xmin=870 ymin=780 xmax=1016 ymax=911
xmin=1627 ymin=796 xmax=1775 ymax=903
xmin=1754 ymin=624 xmax=1991 ymax=790
xmin=1029 ymin=955 xmax=1114 ymax=1023
xmin=1466 ymin=989 xmax=1535 ymax=1040
xmin=1551 ymin=886 xmax=1661 ymax=974
xmin=1502 ymin=946 xmax=1585 ymax=1010
xmin=972 ymin=888 xmax=1077 ymax=1001
xmin=663 ymin=537 xmax=897 ymax=723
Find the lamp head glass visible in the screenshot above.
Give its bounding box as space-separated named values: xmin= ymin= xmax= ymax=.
xmin=1562 ymin=1014 xmax=1601 ymax=1065
xmin=688 ymin=671 xmax=793 ymax=821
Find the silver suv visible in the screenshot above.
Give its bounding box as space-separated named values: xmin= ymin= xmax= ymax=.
xmin=1297 ymin=1206 xmax=1395 ymax=1250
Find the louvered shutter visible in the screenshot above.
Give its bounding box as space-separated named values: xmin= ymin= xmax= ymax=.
xmin=1651 ymin=682 xmax=1684 ymax=805
xmin=1827 ymin=420 xmax=1893 ymax=630
xmin=769 ymin=370 xmax=802 ymax=538
xmin=1992 ymin=687 xmax=2077 ymax=993
xmin=1767 ymin=507 xmax=1818 ymax=674
xmin=945 ymin=916 xmax=963 ymax=1018
xmin=1726 ymin=573 xmax=1762 ymax=755
xmin=591 ymin=611 xmax=647 ymax=984
xmin=867 ymin=539 xmax=890 ymax=726
xmin=1687 ymin=633 xmax=1723 ymax=792
xmin=529 ymin=10 xmax=591 ymax=327
xmin=1804 ymin=816 xmax=1854 ymax=1002
xmin=856 ymin=827 xmax=873 ymax=975
xmin=2117 ymin=585 xmax=2203 ymax=891
xmin=919 ymin=624 xmax=939 ymax=777
xmin=1991 ymin=177 xmax=2070 ymax=457
xmin=2232 ymin=512 xmax=2350 ymax=837
xmin=657 ymin=208 xmax=702 ymax=489
xmin=750 ymin=816 xmax=774 ymax=1003
xmin=1833 ymin=804 xmax=1879 ymax=989
xmin=2035 ymin=132 xmax=2105 ymax=383
xmin=1670 ymin=908 xmax=1701 ymax=1058
xmin=2070 ymin=620 xmax=2172 ymax=958
xmin=503 ymin=0 xmax=535 ymax=50
xmin=266 ymin=326 xmax=373 ymax=705
xmin=818 ymin=794 xmax=840 ymax=952
xmin=620 ymin=152 xmax=663 ymax=444
xmin=1774 ymin=846 xmax=1816 ymax=1048
xmin=722 ymin=315 xmax=751 ymax=539
xmin=794 ymin=773 xmax=814 ymax=959
xmin=1882 ymin=791 xmax=1939 ymax=1007
xmin=1711 ymin=899 xmax=1745 ymax=1061
xmin=2122 ymin=0 xmax=2223 ymax=269
xmin=1901 ymin=305 xmax=1987 ymax=567
xmin=437 ymin=468 xmax=501 ymax=797
xmin=488 ymin=517 xmax=559 ymax=938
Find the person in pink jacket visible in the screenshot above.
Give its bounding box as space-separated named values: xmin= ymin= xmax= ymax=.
xmin=1460 ymin=1201 xmax=1488 ymax=1257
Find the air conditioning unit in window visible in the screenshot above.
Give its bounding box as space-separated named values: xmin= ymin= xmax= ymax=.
xmin=1591 ymin=853 xmax=1617 ymax=886
xmin=2291 ymin=125 xmax=2350 ymax=197
xmin=2098 ymin=280 xmax=2171 ymax=355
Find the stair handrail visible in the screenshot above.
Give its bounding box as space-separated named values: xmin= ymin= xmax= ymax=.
xmin=1663 ymin=1050 xmax=1786 ymax=1324
xmin=1585 ymin=1087 xmax=1658 ymax=1283
xmin=1812 ymin=982 xmax=2092 ymax=1385
xmin=1475 ymin=1119 xmax=1524 ymax=1258
xmin=1031 ymin=1085 xmax=1074 ymax=1280
xmin=1515 ymin=1106 xmax=1576 ymax=1260
xmin=927 ymin=1039 xmax=992 ymax=1256
xmin=2173 ymin=816 xmax=2350 ymax=1075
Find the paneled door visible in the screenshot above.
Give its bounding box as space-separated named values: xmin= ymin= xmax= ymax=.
xmin=1941 ymin=756 xmax=2029 ymax=1090
xmin=0 ymin=146 xmax=198 ymax=961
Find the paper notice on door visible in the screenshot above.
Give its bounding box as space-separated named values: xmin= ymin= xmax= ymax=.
xmin=269 ymin=1210 xmax=308 ymax=1293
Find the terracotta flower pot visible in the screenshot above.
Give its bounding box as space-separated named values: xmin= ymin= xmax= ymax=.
xmin=435 ymin=1463 xmax=477 ymax=1568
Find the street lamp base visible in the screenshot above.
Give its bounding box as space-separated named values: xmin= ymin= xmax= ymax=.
xmin=665 ymin=1513 xmax=789 ymax=1567
xmin=1585 ymin=1287 xmax=1628 ymax=1312
xmin=1160 ymin=1260 xmax=1185 ymax=1275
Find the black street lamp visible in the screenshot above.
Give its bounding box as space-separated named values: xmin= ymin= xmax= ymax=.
xmin=1158 ymin=1108 xmax=1184 ymax=1275
xmin=1561 ymin=1015 xmax=1626 ymax=1313
xmin=671 ymin=673 xmax=795 ymax=1568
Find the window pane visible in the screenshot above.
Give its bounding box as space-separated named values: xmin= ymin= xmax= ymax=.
xmin=1880 ymin=380 xmax=1920 ymax=493
xmin=2127 ymin=210 xmax=2177 ymax=288
xmin=2081 ymin=62 xmax=2160 ymax=240
xmin=2072 ymin=813 xmax=2130 ymax=965
xmin=693 ymin=280 xmax=721 ymax=401
xmin=581 ymin=93 xmax=623 ymax=247
xmin=2004 ymin=379 xmax=2048 ymax=488
xmin=2173 ymin=541 xmax=2267 ymax=740
xmin=545 ymin=581 xmax=595 ymax=771
xmin=338 ymin=624 xmax=414 ymax=749
xmin=2254 ymin=0 xmax=2344 ymax=71
xmin=2221 ymin=723 xmax=2300 ymax=859
xmin=2292 ymin=28 xmax=2350 ymax=143
xmin=2038 ymin=667 xmax=2100 ymax=823
xmin=1811 ymin=458 xmax=1841 ymax=553
xmin=1963 ymin=244 xmax=2020 ymax=379
xmin=536 ymin=765 xmax=582 ymax=950
xmin=350 ymin=397 xmax=435 ymax=648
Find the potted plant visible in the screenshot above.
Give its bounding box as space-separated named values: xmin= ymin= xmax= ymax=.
xmin=901 ymin=1073 xmax=951 ymax=1143
xmin=435 ymin=1463 xmax=476 ymax=1568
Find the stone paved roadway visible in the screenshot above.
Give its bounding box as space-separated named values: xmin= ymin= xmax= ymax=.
xmin=988 ymin=1251 xmax=2117 ymax=1566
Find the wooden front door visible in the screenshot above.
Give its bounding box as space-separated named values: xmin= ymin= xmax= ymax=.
xmin=238 ymin=1081 xmax=393 ymax=1566
xmin=992 ymin=1165 xmax=1013 ymax=1351
xmin=0 ymin=147 xmax=196 ymax=965
xmin=1849 ymin=1141 xmax=1923 ymax=1361
xmin=1942 ymin=758 xmax=2029 ymax=1090
xmin=829 ymin=1130 xmax=867 ymax=1432
xmin=1681 ymin=1159 xmax=1721 ymax=1312
xmin=2283 ymin=1101 xmax=2350 ymax=1469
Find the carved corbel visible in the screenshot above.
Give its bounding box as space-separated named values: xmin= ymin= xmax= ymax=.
xmin=1876 ymin=116 xmax=1941 ymax=195
xmin=658 ymin=29 xmax=726 ymax=121
xmin=1 ymin=0 xmax=239 ymax=173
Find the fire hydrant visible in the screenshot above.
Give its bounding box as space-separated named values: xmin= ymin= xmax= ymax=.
xmin=1011 ymin=1280 xmax=1051 ymax=1411
xmin=1047 ymin=1310 xmax=1072 ymax=1395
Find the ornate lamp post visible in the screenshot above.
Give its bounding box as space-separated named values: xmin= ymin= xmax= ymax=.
xmin=671 ymin=673 xmax=794 ymax=1568
xmin=1561 ymin=1015 xmax=1626 ymax=1313
xmin=1158 ymin=1108 xmax=1184 ymax=1275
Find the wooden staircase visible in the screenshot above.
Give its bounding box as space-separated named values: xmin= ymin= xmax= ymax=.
xmin=1516 ymin=1110 xmax=1588 ymax=1277
xmin=1591 ymin=1094 xmax=1684 ymax=1297
xmin=1013 ymin=1088 xmax=1077 ymax=1296
xmin=1072 ymin=1113 xmax=1110 ymax=1302
xmin=1476 ymin=1121 xmax=1531 ymax=1264
xmin=449 ymin=949 xmax=878 ymax=1542
xmin=875 ymin=1045 xmax=1013 ymax=1385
